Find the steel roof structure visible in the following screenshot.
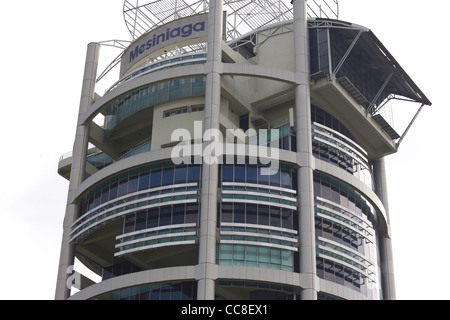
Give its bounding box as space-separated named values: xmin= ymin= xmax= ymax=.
xmin=98 ymin=1 xmax=339 ymax=83
xmin=101 ymin=1 xmax=430 ymax=111
xmin=309 ymin=19 xmax=432 ymax=109
xmin=123 ymin=0 xmax=339 ymax=41
xmin=100 ymin=0 xmax=431 ymax=145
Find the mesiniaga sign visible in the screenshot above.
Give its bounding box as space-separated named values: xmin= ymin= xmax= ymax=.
xmin=120 ymin=13 xmax=209 ymax=76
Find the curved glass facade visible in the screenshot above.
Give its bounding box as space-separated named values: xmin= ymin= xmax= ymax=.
xmin=117 ymin=204 xmax=199 ymax=257
xmin=217 ymin=162 xmax=299 ymax=273
xmin=310 ymin=106 xmax=381 ymax=299
xmin=86 ymin=151 xmax=114 ymax=170
xmin=93 ymin=281 xmax=198 ymax=300
xmin=72 ymin=151 xmax=383 ymax=298
xmin=216 ymin=281 xmax=299 ymax=300
xmin=77 ymin=162 xmax=201 ymax=217
xmin=72 ymin=162 xmax=201 ymax=244
xmin=311 ymin=105 xmax=374 ymax=189
xmin=119 ymin=141 xmax=152 ymax=160
xmin=313 ymin=171 xmax=382 ymax=299
xmin=108 ymin=53 xmax=207 ymax=92
xmin=105 ymin=76 xmax=206 ymax=134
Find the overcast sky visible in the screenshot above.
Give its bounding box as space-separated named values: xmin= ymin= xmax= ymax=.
xmin=0 ymin=0 xmax=447 ymax=300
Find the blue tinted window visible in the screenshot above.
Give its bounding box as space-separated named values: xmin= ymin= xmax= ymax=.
xmin=124 ymin=214 xmax=135 ymax=233
xmin=281 ymin=170 xmax=292 ymax=188
xmin=150 ymin=170 xmax=162 ymax=188
xmin=270 ymin=169 xmax=280 ymax=187
xmin=235 ymin=165 xmax=245 ymax=182
xmin=172 ymin=204 xmax=185 ymax=224
xmin=118 ymin=178 xmax=128 ymax=197
xmin=160 ymin=206 xmax=171 ymax=226
xmin=246 ymin=166 xmax=257 ymax=184
xmin=109 ymin=182 xmax=118 ymax=200
xmin=282 ymin=208 xmax=294 ymax=229
xmin=160 ymin=285 xmax=171 ymax=300
xmin=139 ymin=286 xmax=150 ymax=300
xmin=259 ymin=205 xmax=270 ymax=226
xmin=94 ymin=192 xmax=101 ymax=207
xmin=270 ymin=207 xmax=281 ymax=227
xmin=188 ymin=165 xmax=200 ymax=183
xmin=128 ymin=175 xmax=138 ymax=193
xmin=171 ymin=283 xmax=183 ymax=300
xmin=138 ymin=172 xmax=150 ymax=191
xmin=162 ymin=167 xmax=174 ymax=186
xmin=147 ymin=208 xmax=159 ymax=228
xmin=223 ymin=165 xmax=233 ymax=182
xmin=150 ymin=288 xmax=160 ymax=300
xmin=258 ymin=168 xmax=269 ymax=185
xmin=175 ymin=166 xmax=187 ymax=184
xmin=246 ymin=204 xmax=257 ymax=224
xmin=234 ymin=203 xmax=245 ymax=223
xmin=101 ymin=187 xmax=109 ymax=203
xmin=136 ymin=210 xmax=147 ymax=231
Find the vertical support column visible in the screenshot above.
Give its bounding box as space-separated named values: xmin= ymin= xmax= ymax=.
xmin=292 ymin=0 xmax=318 ymax=300
xmin=373 ymin=157 xmax=397 ymax=300
xmin=55 ymin=43 xmax=100 ymax=300
xmin=197 ymin=0 xmax=223 ymax=300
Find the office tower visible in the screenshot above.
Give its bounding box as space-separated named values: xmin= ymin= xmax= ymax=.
xmin=56 ymin=0 xmax=430 ymax=300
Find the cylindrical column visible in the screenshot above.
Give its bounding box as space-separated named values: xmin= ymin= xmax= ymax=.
xmin=55 ymin=43 xmax=100 ymax=300
xmin=197 ymin=0 xmax=223 ymax=300
xmin=373 ymin=157 xmax=397 ymax=300
xmin=292 ymin=0 xmax=318 ymax=300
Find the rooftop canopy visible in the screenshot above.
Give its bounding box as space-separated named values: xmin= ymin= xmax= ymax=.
xmin=309 ymin=18 xmax=431 ymax=112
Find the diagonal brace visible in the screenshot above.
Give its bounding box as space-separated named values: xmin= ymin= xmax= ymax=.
xmin=368 ymin=70 xmax=395 ymax=114
xmin=397 ymin=103 xmax=425 ymax=148
xmin=332 ymin=29 xmax=363 ymax=79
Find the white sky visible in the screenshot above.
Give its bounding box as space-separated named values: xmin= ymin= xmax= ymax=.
xmin=0 ymin=0 xmax=447 ymax=300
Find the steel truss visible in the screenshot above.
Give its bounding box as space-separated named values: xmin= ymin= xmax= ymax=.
xmin=97 ymin=1 xmax=338 ymax=83
xmin=95 ymin=1 xmax=430 ymax=149
xmin=123 ymin=0 xmax=339 ymax=41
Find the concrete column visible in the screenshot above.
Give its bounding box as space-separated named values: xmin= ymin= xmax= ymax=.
xmin=373 ymin=157 xmax=397 ymax=300
xmin=197 ymin=0 xmax=223 ymax=300
xmin=292 ymin=0 xmax=318 ymax=300
xmin=55 ymin=43 xmax=100 ymax=300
